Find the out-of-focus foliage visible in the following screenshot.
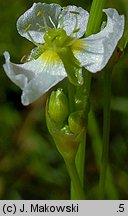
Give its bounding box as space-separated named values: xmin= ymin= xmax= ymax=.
xmin=0 ymin=0 xmax=128 ymax=199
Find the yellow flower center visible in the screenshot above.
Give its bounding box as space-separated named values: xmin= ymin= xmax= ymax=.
xmin=41 ymin=49 xmax=60 ymax=62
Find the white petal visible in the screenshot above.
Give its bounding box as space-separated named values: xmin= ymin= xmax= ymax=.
xmin=3 ymin=51 xmax=67 ymax=105
xmin=73 ymin=8 xmax=125 ymax=72
xmin=58 ymin=5 xmax=89 ymax=38
xmin=17 ymin=3 xmax=61 ymax=44
xmin=3 ymin=51 xmax=33 ymax=89
xmin=21 ymin=52 xmax=67 ymax=105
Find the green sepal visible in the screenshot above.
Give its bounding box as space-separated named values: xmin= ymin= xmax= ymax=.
xmin=57 ymin=47 xmax=83 ymax=86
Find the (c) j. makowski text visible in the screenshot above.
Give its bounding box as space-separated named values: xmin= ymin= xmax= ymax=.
xmin=19 ymin=203 xmax=79 ymax=213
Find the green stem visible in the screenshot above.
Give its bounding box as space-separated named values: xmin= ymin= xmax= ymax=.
xmin=71 ymin=72 xmax=90 ymax=199
xmin=99 ymin=69 xmax=112 ymax=199
xmin=71 ymin=131 xmax=86 ymax=199
xmin=68 ymin=81 xmax=76 ymax=113
xmin=73 ymin=0 xmax=108 ymax=199
xmin=66 ymin=160 xmax=85 ymax=200
xmin=85 ymin=0 xmax=108 ymax=37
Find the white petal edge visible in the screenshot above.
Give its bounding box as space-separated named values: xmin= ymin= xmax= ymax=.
xmin=3 ymin=51 xmax=67 ymax=105
xmin=3 ymin=51 xmax=30 ymax=89
xmin=73 ymin=8 xmax=125 ymax=72
xmin=17 ymin=3 xmax=61 ymax=44
xmin=58 ymin=5 xmax=89 ymax=38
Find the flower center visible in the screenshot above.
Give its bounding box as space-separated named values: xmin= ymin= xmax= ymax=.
xmin=44 ymin=29 xmax=67 ymax=48
xmin=27 ymin=28 xmax=84 ymax=63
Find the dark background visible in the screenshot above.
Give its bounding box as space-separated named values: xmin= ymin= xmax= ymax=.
xmin=0 ymin=0 xmax=128 ymax=199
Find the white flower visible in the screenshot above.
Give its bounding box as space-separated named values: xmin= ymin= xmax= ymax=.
xmin=3 ymin=3 xmax=124 ymax=105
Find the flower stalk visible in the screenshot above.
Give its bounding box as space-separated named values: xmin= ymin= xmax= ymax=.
xmin=74 ymin=0 xmax=108 ymax=199
xmin=65 ymin=160 xmax=85 ymax=200
xmin=85 ymin=0 xmax=108 ymax=37
xmin=46 ymin=88 xmax=86 ymax=199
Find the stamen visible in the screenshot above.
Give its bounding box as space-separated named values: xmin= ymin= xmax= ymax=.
xmin=24 ymin=24 xmax=39 ymax=46
xmin=36 ymin=23 xmax=47 ymax=31
xmin=101 ymin=21 xmax=107 ymax=30
xmin=37 ymin=11 xmax=44 ymax=16
xmin=70 ymin=13 xmax=80 ymax=37
xmin=20 ymin=55 xmax=27 ymax=63
xmin=73 ymin=28 xmax=80 ymax=33
xmin=24 ymin=24 xmax=32 ymax=33
xmin=74 ymin=14 xmax=78 ymax=34
xmin=49 ymin=16 xmax=56 ymax=28
xmin=36 ymin=10 xmax=49 ymax=31
xmin=27 ymin=31 xmax=39 ymax=46
xmin=43 ymin=16 xmax=48 ymax=29
xmin=69 ymin=11 xmax=80 ymax=15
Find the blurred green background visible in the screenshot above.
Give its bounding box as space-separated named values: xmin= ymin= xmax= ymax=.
xmin=0 ymin=0 xmax=128 ymax=200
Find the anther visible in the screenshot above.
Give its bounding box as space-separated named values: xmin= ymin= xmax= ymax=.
xmin=24 ymin=24 xmax=32 ymax=33
xmin=69 ymin=11 xmax=80 ymax=15
xmin=37 ymin=11 xmax=44 ymax=16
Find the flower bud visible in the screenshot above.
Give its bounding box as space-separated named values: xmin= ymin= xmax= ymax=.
xmin=48 ymin=88 xmax=69 ymax=125
xmin=68 ymin=111 xmax=85 ymax=134
xmin=46 ymin=110 xmax=79 ymax=162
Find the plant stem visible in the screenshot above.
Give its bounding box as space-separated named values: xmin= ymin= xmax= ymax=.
xmin=99 ymin=69 xmax=112 ymax=199
xmin=85 ymin=0 xmax=108 ymax=37
xmin=74 ymin=0 xmax=108 ymax=199
xmin=68 ymin=81 xmax=76 ymax=113
xmin=66 ymin=160 xmax=85 ymax=200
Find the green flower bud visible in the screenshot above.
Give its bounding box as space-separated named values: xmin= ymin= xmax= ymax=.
xmin=46 ymin=90 xmax=85 ymax=162
xmin=48 ymin=88 xmax=69 ymax=125
xmin=46 ymin=109 xmax=79 ymax=162
xmin=68 ymin=111 xmax=85 ymax=134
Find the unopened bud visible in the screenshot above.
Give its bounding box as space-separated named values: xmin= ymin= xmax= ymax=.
xmin=46 ymin=111 xmax=79 ymax=162
xmin=48 ymin=88 xmax=69 ymax=124
xmin=68 ymin=111 xmax=85 ymax=134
